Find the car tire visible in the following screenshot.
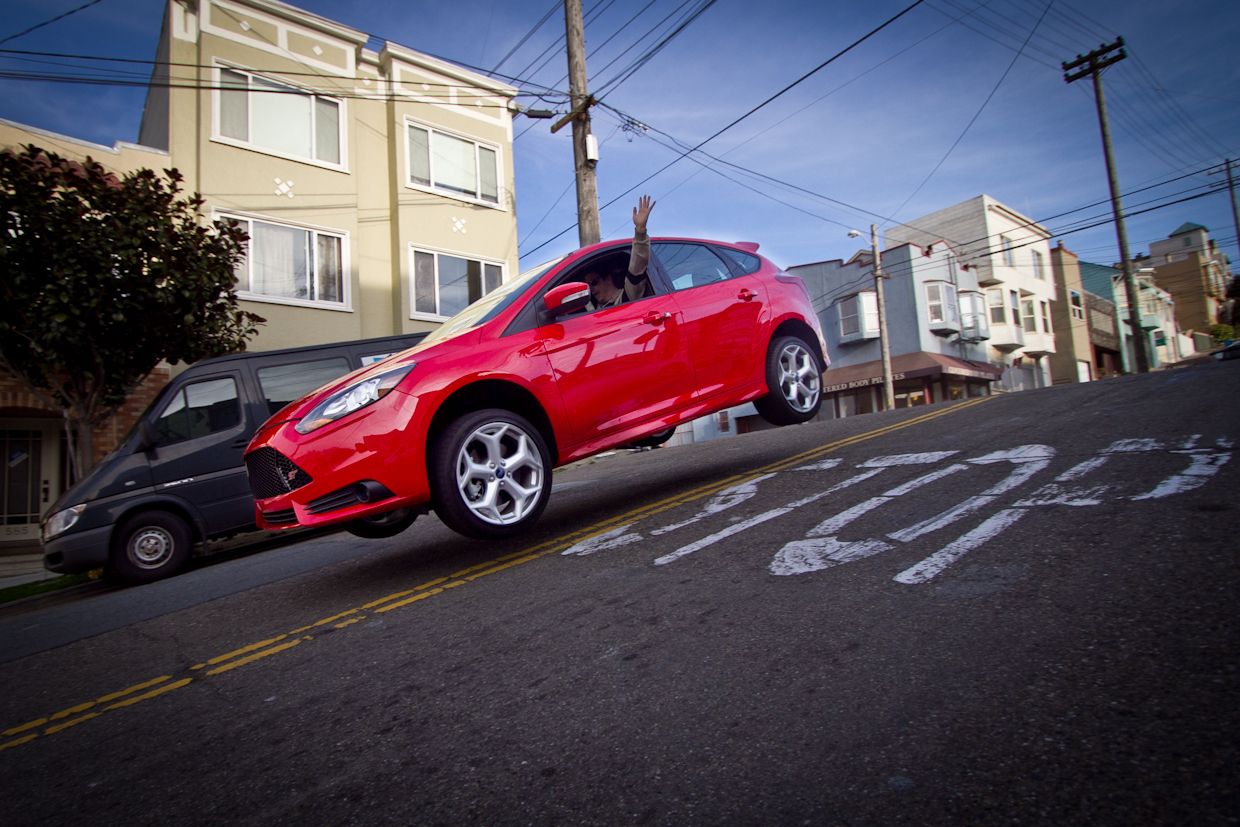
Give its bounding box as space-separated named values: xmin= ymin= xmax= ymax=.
xmin=345 ymin=508 xmax=418 ymax=539
xmin=754 ymin=335 xmax=822 ymax=426
xmin=107 ymin=510 xmax=193 ymax=584
xmin=430 ymin=408 xmax=552 ymax=538
xmin=627 ymin=427 xmax=675 ymax=449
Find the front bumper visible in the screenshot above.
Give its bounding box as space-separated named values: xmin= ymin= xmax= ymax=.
xmin=247 ymin=390 xmax=430 ymax=530
xmin=42 ymin=523 xmax=112 ymax=573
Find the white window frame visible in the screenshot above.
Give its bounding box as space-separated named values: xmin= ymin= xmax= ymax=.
xmin=1069 ymin=290 xmax=1085 ymax=321
xmin=223 ymin=211 xmax=351 ymax=312
xmin=404 ymin=118 xmax=505 ymax=209
xmin=1022 ymin=298 xmax=1038 ymax=333
xmin=1040 ymin=300 xmax=1051 ymax=333
xmin=1001 ymin=235 xmax=1016 ymax=267
xmin=959 ymin=290 xmax=990 ymax=340
xmin=925 ymin=280 xmax=960 ymax=331
xmin=987 ymin=288 xmax=1006 ymax=325
xmin=1032 ymin=248 xmax=1045 ymax=280
xmin=838 ymin=292 xmax=879 ymax=343
xmin=212 ymin=63 xmax=347 ymax=171
xmin=409 ymin=244 xmax=506 ymax=320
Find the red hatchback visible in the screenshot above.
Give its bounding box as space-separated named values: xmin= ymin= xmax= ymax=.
xmin=244 ymin=237 xmax=828 ymax=540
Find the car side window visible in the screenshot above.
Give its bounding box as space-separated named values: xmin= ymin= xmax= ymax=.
xmin=257 ymin=358 xmax=352 ymax=417
xmin=155 ymin=377 xmax=241 ymax=444
xmin=714 ymin=246 xmax=761 ymax=275
xmin=654 ymin=243 xmax=734 ymax=291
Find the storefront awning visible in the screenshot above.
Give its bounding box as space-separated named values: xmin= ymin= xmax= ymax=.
xmin=822 ymin=352 xmax=1002 ymax=393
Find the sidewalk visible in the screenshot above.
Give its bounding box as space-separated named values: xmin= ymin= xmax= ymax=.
xmin=0 ymin=552 xmax=59 ymax=590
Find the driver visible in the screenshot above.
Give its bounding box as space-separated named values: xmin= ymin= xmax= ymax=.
xmin=586 ymin=195 xmax=656 ymax=310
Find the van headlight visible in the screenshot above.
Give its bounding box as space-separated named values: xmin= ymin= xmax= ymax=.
xmin=44 ymin=504 xmax=86 ymax=541
xmin=296 ymin=364 xmax=415 ymax=434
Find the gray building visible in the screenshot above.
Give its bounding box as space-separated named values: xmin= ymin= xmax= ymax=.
xmin=790 ymin=241 xmax=999 ymax=418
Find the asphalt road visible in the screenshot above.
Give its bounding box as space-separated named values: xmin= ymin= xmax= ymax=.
xmin=1 ymin=359 xmax=1237 ymax=825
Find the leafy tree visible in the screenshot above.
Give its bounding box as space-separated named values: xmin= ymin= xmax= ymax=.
xmin=0 ymin=145 xmax=264 ymax=480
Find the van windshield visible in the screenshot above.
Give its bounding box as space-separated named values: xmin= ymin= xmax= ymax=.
xmin=422 ymin=257 xmax=564 ymax=345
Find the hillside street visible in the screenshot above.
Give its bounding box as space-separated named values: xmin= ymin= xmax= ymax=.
xmin=1 ymin=358 xmax=1237 ymax=825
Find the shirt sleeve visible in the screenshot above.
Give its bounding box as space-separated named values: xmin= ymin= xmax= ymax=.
xmin=624 ymin=231 xmax=652 ymax=302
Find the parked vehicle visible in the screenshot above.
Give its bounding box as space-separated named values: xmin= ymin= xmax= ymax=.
xmin=245 ymin=237 xmax=828 ymax=541
xmin=41 ymin=333 xmax=426 ymax=583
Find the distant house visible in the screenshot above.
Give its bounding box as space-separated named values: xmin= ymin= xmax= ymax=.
xmin=789 ymin=241 xmax=1000 ymax=418
xmin=1047 ymin=242 xmax=1122 ymax=382
xmin=1133 ymin=222 xmax=1233 ymax=345
xmin=1079 ymin=262 xmax=1182 ymax=370
xmin=0 ymin=0 xmax=520 ymax=550
xmin=884 ymin=194 xmax=1058 ymax=392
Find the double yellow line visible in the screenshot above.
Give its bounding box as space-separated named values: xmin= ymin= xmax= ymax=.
xmin=0 ymin=397 xmax=992 ymax=752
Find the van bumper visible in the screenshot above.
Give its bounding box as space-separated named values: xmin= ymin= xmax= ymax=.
xmin=42 ymin=525 xmax=111 ymax=574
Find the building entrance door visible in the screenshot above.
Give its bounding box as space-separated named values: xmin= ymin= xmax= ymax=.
xmin=1 ymin=420 xmax=61 ymax=547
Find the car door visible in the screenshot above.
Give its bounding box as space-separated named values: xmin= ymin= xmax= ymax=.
xmin=537 ymin=262 xmax=693 ymax=447
xmin=653 ymin=242 xmax=768 ymax=400
xmin=148 ymin=372 xmax=253 ymax=535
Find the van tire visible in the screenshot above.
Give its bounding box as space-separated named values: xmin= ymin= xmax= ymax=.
xmin=346 ymin=508 xmax=417 ymax=539
xmin=430 ymin=409 xmax=551 ymax=538
xmin=107 ymin=511 xmax=192 ymax=584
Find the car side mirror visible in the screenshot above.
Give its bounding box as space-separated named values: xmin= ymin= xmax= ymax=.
xmin=134 ymin=420 xmax=159 ymax=453
xmin=543 ymin=282 xmax=590 ymax=318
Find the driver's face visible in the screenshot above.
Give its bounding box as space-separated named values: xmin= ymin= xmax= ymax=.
xmin=586 ymin=271 xmax=619 ymax=304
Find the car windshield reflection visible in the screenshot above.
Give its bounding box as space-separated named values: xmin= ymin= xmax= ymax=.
xmin=422 ymin=257 xmax=565 ymax=345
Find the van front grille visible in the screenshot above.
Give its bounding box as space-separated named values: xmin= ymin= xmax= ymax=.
xmin=246 ymin=448 xmax=312 ymax=499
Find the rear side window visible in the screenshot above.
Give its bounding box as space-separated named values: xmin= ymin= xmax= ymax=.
xmin=156 ymin=377 xmax=241 ymax=444
xmin=257 ymin=358 xmax=351 ymax=416
xmin=714 ymin=246 xmax=761 ymax=275
xmin=654 ymin=243 xmax=733 ymax=291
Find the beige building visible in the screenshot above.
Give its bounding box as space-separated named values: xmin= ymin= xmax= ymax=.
xmin=1134 ymin=222 xmax=1232 ymax=343
xmin=885 ymin=194 xmax=1057 ymax=391
xmin=1047 ymin=242 xmax=1122 ymax=383
xmin=0 ymin=0 xmax=520 ymax=548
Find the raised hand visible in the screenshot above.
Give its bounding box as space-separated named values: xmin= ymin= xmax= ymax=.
xmin=632 ymin=194 xmax=655 ymax=235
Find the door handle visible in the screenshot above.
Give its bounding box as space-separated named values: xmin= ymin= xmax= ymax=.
xmin=737 ymin=288 xmax=757 ymax=302
xmin=643 ymin=311 xmax=671 ymax=326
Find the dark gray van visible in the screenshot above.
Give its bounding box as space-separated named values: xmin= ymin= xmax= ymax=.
xmin=41 ymin=333 xmax=425 ymax=584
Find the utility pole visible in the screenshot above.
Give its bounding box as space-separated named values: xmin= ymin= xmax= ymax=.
xmin=1223 ymin=160 xmax=1240 ymax=264
xmin=1064 ymin=38 xmax=1149 ymax=373
xmin=871 ymin=224 xmax=895 ymax=411
xmin=555 ymin=0 xmax=600 ymax=246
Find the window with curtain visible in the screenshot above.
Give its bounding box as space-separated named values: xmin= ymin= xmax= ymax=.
xmin=406 ymin=122 xmax=501 ymax=205
xmin=227 ymin=215 xmax=346 ymax=307
xmin=411 ymin=247 xmax=504 ymax=317
xmin=217 ymin=67 xmax=342 ymax=165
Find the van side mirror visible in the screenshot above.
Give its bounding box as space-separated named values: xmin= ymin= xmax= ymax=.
xmin=134 ymin=420 xmax=159 ymax=453
xmin=543 ymin=282 xmax=590 ymax=318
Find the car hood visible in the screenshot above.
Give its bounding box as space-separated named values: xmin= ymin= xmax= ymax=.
xmin=264 ymin=326 xmax=484 ymax=425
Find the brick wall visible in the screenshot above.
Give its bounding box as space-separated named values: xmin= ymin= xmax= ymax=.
xmin=0 ymin=368 xmax=171 ymax=465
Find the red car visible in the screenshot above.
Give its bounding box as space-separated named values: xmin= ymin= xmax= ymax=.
xmin=244 ymin=237 xmax=828 ymax=540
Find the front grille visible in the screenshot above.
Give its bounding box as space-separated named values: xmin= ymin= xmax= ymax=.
xmin=245 ymin=447 xmax=313 ymax=500
xmin=261 ymin=508 xmax=298 ymax=526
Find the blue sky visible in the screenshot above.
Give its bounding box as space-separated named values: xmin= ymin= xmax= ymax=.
xmin=1 ymin=0 xmax=1237 ymax=272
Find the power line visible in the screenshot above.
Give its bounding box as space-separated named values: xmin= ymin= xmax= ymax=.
xmin=0 ymin=0 xmax=104 ymax=47
xmin=520 ymin=0 xmax=929 ymax=260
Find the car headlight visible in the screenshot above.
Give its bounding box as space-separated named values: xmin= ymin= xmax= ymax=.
xmin=296 ymin=364 xmax=415 ymax=434
xmin=44 ymin=504 xmax=86 ymax=541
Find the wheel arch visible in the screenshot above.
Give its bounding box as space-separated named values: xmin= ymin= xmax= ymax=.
xmin=426 ymin=379 xmax=559 ymax=467
xmin=111 ymin=496 xmax=205 ymax=549
xmin=769 ymin=317 xmax=826 ymax=371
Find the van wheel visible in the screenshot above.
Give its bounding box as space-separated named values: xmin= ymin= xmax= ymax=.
xmin=346 ymin=508 xmax=417 ymax=539
xmin=430 ymin=409 xmax=551 ymax=538
xmin=107 ymin=511 xmax=192 ymax=584
xmin=754 ymin=335 xmax=822 ymax=425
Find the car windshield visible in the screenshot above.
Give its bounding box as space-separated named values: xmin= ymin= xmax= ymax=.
xmin=422 ymin=257 xmax=565 ymax=345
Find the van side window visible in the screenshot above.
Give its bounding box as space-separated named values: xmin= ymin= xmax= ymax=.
xmin=653 ymin=242 xmax=733 ymax=291
xmin=257 ymin=358 xmax=351 ymax=416
xmin=156 ymin=377 xmax=241 ymax=444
